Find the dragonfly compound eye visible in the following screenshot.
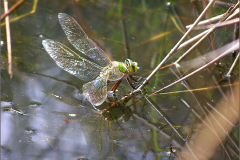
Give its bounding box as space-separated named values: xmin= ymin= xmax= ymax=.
xmin=125 ymin=59 xmax=138 ymax=75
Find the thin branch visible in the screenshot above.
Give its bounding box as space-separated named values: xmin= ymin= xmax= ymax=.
xmin=186 ymin=14 xmax=224 ymax=28
xmin=193 ymin=18 xmax=239 ymax=30
xmin=174 ymin=7 xmax=239 ymax=64
xmin=4 ymin=0 xmax=12 ymax=79
xmin=1 ymin=0 xmax=26 ymax=21
xmin=202 ymin=0 xmax=217 ymax=51
xmin=226 ymin=52 xmax=240 ymax=77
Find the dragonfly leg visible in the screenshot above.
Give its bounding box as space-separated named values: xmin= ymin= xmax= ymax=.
xmin=110 ymin=79 xmax=122 ymax=92
xmin=129 ymin=75 xmax=145 ymax=84
xmin=126 ymin=76 xmax=136 ymax=89
xmin=128 ymin=74 xmax=138 ymax=82
xmin=129 ymin=75 xmax=146 ymax=88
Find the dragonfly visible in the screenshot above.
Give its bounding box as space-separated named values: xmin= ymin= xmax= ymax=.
xmin=42 ymin=13 xmax=138 ymax=106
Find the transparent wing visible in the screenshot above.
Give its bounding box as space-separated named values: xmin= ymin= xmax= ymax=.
xmin=107 ymin=62 xmax=125 ymax=81
xmin=58 ymin=13 xmax=111 ymax=67
xmin=82 ymin=77 xmax=108 ymax=106
xmin=42 ymin=39 xmax=103 ymax=81
xmin=79 ymin=114 xmax=110 ymax=156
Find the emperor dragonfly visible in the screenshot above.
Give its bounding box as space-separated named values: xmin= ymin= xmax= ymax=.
xmin=42 ymin=13 xmax=138 ymax=106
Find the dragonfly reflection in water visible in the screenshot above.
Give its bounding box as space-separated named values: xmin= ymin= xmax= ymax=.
xmin=42 ymin=13 xmax=138 ymax=106
xmin=44 ymin=90 xmax=134 ymax=157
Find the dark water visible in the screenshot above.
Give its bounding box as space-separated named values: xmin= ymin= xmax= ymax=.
xmin=1 ymin=0 xmax=238 ymax=159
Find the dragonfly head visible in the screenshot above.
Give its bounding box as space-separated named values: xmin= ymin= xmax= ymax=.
xmin=125 ymin=59 xmax=138 ymax=75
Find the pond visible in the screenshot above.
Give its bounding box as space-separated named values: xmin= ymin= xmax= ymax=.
xmin=1 ymin=0 xmax=239 ymax=159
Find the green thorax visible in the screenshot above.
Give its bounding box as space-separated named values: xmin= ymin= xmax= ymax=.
xmin=115 ymin=61 xmax=127 ymax=73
